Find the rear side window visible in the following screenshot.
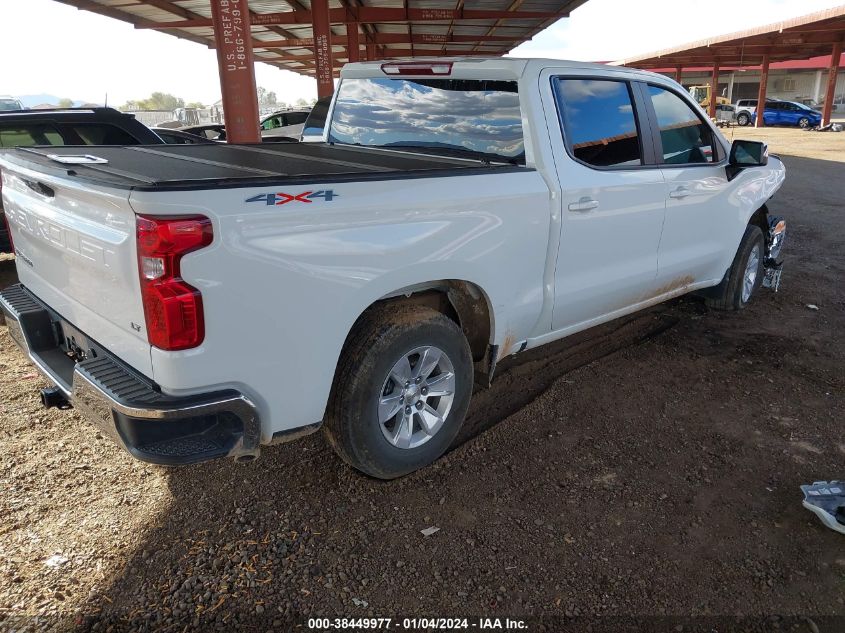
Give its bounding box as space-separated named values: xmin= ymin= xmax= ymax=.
xmin=553 ymin=78 xmax=642 ymax=168
xmin=66 ymin=124 xmax=141 ymax=145
xmin=284 ymin=112 xmax=308 ymax=126
xmin=647 ymin=85 xmax=715 ymax=164
xmin=0 ymin=125 xmax=63 ymax=147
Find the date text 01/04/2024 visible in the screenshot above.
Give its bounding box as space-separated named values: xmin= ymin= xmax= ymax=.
xmin=306 ymin=618 xmax=528 ymax=630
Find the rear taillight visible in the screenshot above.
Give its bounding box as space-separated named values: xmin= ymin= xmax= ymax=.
xmin=136 ymin=215 xmax=213 ymax=350
xmin=2 ymin=213 xmax=13 ymax=253
xmin=0 ymin=171 xmax=11 ymax=252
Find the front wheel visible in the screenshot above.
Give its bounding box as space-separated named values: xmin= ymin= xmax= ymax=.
xmin=737 ymin=112 xmax=750 ymax=126
xmin=324 ymin=305 xmax=473 ymax=479
xmin=798 ymin=117 xmax=811 ymax=129
xmin=706 ymin=224 xmax=765 ymax=311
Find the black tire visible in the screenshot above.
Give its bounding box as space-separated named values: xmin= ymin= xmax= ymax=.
xmin=324 ymin=304 xmax=473 ymax=479
xmin=798 ymin=117 xmax=810 ymax=129
xmin=706 ymin=224 xmax=765 ymax=311
xmin=737 ymin=112 xmax=750 ymax=126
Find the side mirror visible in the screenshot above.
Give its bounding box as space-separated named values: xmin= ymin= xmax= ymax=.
xmin=729 ymin=139 xmax=768 ymax=167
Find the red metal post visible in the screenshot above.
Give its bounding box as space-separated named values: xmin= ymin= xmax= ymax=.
xmin=674 ymin=66 xmax=683 ymax=84
xmin=366 ymin=40 xmax=376 ymax=61
xmin=755 ymin=54 xmax=770 ymax=128
xmin=822 ymin=42 xmax=842 ymax=126
xmin=347 ymin=22 xmax=360 ymax=62
xmin=709 ymin=62 xmax=719 ymax=119
xmin=209 ymin=0 xmax=260 ymax=143
xmin=311 ymin=0 xmax=335 ymax=98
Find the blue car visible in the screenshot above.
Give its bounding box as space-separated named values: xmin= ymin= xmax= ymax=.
xmin=752 ymin=100 xmax=823 ymax=128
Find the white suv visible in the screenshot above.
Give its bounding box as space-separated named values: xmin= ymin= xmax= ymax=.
xmin=735 ymin=99 xmax=759 ymax=126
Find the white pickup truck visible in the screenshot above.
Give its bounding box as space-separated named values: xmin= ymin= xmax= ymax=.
xmin=0 ymin=58 xmax=786 ymax=478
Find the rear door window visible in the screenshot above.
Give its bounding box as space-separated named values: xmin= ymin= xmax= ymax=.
xmin=553 ymin=78 xmax=642 ymax=168
xmin=647 ymin=85 xmax=715 ymax=164
xmin=0 ymin=125 xmax=63 ymax=147
xmin=284 ymin=112 xmax=308 ymax=126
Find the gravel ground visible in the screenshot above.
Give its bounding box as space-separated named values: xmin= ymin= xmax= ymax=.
xmin=0 ymin=128 xmax=843 ymax=633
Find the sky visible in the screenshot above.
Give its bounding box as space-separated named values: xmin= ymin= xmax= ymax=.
xmin=1 ymin=0 xmax=843 ymax=106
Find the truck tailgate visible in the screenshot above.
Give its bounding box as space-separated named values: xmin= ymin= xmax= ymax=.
xmin=1 ymin=156 xmax=152 ymax=377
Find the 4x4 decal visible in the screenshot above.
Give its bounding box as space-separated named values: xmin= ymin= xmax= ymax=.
xmin=246 ymin=190 xmax=338 ymax=206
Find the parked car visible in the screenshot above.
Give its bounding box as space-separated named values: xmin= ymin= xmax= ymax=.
xmin=734 ymin=99 xmax=760 ymax=126
xmin=179 ymin=123 xmax=226 ymax=141
xmin=714 ymin=103 xmax=736 ymax=124
xmin=152 ymin=127 xmax=214 ymax=144
xmin=0 ymin=59 xmax=787 ymax=479
xmin=0 ymin=107 xmax=162 ymax=252
xmin=0 ymin=96 xmax=25 ymax=112
xmin=752 ymin=100 xmax=823 ymax=128
xmin=260 ymin=109 xmax=310 ymax=141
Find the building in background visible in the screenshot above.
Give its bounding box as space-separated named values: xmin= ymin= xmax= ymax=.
xmin=660 ymin=54 xmax=845 ymax=110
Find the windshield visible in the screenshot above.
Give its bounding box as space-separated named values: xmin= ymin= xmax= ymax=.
xmin=0 ymin=99 xmax=24 ymax=112
xmin=690 ymin=87 xmax=707 ymax=102
xmin=328 ymin=77 xmax=524 ymax=163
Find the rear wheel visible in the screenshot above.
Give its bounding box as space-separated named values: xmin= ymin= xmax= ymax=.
xmin=324 ymin=305 xmax=473 ymax=479
xmin=737 ymin=112 xmax=750 ymax=126
xmin=706 ymin=224 xmax=765 ymax=311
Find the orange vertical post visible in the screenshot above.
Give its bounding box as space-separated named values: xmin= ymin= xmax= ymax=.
xmin=209 ymin=0 xmax=260 ymax=143
xmin=347 ymin=22 xmax=360 ymax=63
xmin=709 ymin=62 xmax=719 ymax=119
xmin=755 ymin=54 xmax=770 ymax=128
xmin=674 ymin=66 xmax=683 ymax=84
xmin=311 ymin=0 xmax=335 ymax=98
xmin=822 ymin=42 xmax=842 ymax=126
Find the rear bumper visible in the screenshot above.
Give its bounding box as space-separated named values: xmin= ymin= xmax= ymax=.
xmin=0 ymin=284 xmax=261 ymax=465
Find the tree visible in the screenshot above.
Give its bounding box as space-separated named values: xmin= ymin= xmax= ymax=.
xmin=295 ymin=97 xmax=309 ymax=107
xmin=147 ymin=92 xmax=185 ymax=111
xmin=57 ymin=98 xmax=74 ymax=108
xmin=257 ymin=86 xmax=278 ymax=108
xmin=120 ymin=92 xmax=185 ymax=111
xmin=186 ymin=102 xmax=205 ymax=109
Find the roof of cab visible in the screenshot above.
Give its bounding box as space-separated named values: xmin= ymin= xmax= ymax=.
xmin=340 ymin=57 xmax=678 ymax=84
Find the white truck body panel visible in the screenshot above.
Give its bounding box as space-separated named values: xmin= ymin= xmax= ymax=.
xmin=0 ymin=57 xmax=787 ymax=451
xmin=130 ymin=170 xmax=551 ymax=440
xmin=1 ymin=163 xmax=152 ymax=376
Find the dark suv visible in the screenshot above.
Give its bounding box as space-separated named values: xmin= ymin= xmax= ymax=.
xmin=0 ymin=108 xmax=162 ymax=252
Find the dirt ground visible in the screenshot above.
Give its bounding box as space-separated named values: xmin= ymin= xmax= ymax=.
xmin=0 ymin=127 xmax=843 ymax=633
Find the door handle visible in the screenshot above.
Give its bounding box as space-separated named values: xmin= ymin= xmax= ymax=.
xmin=669 ymin=187 xmax=691 ymax=199
xmin=568 ymin=197 xmax=599 ymax=212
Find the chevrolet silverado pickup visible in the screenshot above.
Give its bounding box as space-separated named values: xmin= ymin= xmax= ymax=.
xmin=0 ymin=58 xmax=787 ymax=479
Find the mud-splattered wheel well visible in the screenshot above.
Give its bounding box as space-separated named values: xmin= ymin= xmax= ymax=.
xmin=354 ymin=281 xmax=492 ymax=363
xmin=749 ymin=205 xmax=769 ymax=234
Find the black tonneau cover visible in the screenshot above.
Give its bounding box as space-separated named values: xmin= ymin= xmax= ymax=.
xmin=2 ymin=142 xmax=525 ymax=191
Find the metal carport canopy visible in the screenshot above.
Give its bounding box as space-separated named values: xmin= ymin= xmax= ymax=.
xmin=51 ymin=0 xmax=590 ymax=141
xmin=52 ymin=0 xmax=588 ymax=78
xmin=615 ymin=5 xmax=845 ymax=125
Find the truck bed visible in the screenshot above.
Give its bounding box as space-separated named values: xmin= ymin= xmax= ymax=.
xmin=1 ymin=142 xmax=524 ymax=191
